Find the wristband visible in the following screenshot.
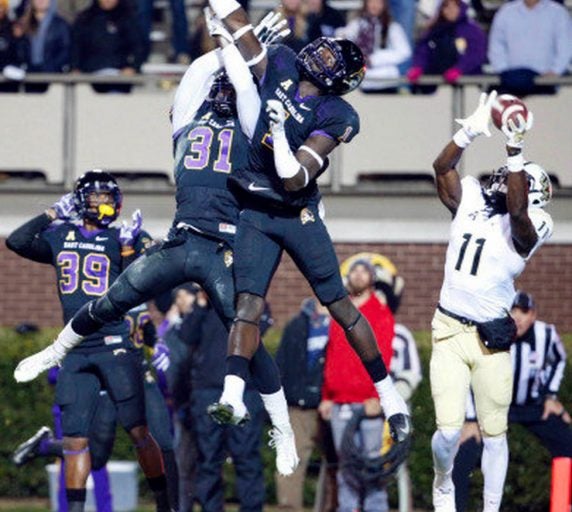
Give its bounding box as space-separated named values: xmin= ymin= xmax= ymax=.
xmin=232 ymin=24 xmax=253 ymax=41
xmin=301 ymin=166 xmax=309 ymax=187
xmin=506 ymin=153 xmax=525 ymax=173
xmin=209 ymin=0 xmax=241 ymax=19
xmin=453 ymin=128 xmax=472 ymax=149
xmin=246 ymin=46 xmax=267 ymax=67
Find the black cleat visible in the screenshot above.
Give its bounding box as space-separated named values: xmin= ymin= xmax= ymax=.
xmin=387 ymin=413 xmax=412 ymax=443
xmin=207 ymin=402 xmax=250 ymax=426
xmin=12 ymin=426 xmax=52 ymax=466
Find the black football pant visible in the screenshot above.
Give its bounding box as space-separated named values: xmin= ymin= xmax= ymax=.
xmin=72 ymin=228 xmax=280 ymax=394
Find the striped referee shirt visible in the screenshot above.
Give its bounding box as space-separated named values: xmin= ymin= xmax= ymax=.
xmin=466 ymin=320 xmax=566 ymax=420
xmin=511 ymin=320 xmax=566 ymax=406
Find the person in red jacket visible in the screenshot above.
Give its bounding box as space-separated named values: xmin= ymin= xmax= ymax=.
xmin=319 ymin=258 xmax=394 ymax=512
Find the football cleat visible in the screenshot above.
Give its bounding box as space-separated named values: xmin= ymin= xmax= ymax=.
xmin=14 ymin=345 xmax=64 ymax=383
xmin=12 ymin=426 xmax=52 ymax=466
xmin=387 ymin=413 xmax=412 ymax=444
xmin=268 ymin=426 xmax=300 ymax=477
xmin=432 ymin=476 xmax=456 ymax=512
xmin=207 ymin=402 xmax=251 ymax=426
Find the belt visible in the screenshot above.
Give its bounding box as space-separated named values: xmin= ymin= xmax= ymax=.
xmin=437 ymin=304 xmax=477 ymax=327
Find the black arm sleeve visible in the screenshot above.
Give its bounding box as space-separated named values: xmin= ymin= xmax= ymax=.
xmin=6 ymin=214 xmax=54 ymax=264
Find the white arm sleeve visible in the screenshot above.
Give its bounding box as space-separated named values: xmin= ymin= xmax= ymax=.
xmin=220 ymin=44 xmax=261 ymax=140
xmin=172 ymin=50 xmax=222 ymax=135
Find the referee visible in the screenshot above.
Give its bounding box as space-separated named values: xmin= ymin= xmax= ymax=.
xmin=453 ymin=290 xmax=572 ymax=512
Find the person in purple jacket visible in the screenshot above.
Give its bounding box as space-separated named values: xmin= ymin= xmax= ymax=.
xmin=406 ymin=0 xmax=486 ymax=91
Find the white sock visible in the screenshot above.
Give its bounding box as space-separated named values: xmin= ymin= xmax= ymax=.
xmin=220 ymin=375 xmax=246 ymax=415
xmin=53 ymin=322 xmax=83 ymax=355
xmin=375 ymin=376 xmax=409 ymax=417
xmin=481 ymin=434 xmax=508 ymax=511
xmin=432 ymin=428 xmax=462 ymax=487
xmin=260 ymin=387 xmax=291 ymax=430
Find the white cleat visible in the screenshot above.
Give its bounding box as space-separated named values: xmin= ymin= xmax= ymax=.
xmin=268 ymin=426 xmax=300 ymax=477
xmin=14 ymin=345 xmax=63 ymax=383
xmin=433 ymin=478 xmax=456 ymax=512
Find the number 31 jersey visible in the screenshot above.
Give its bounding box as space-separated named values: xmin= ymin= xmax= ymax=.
xmin=439 ymin=176 xmax=553 ymax=322
xmin=42 ymin=223 xmax=151 ymax=351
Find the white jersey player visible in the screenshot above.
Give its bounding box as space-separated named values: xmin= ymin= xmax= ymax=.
xmin=428 ymin=91 xmax=553 ymax=512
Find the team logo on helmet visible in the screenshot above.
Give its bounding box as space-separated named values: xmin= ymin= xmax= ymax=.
xmin=524 ymin=162 xmax=552 ymax=208
xmin=296 ymin=37 xmax=365 ymax=96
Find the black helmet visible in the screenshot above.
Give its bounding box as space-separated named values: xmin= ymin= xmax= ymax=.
xmin=208 ymin=72 xmax=237 ymax=118
xmin=74 ymin=169 xmax=122 ymax=227
xmin=296 ymin=37 xmax=365 ymax=96
xmin=340 ymin=410 xmax=411 ymax=491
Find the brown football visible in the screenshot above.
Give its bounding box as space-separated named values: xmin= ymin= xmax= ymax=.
xmin=491 ymin=94 xmax=529 ymax=131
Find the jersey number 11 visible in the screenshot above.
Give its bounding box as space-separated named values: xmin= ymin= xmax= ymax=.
xmin=455 ymin=233 xmax=486 ymax=276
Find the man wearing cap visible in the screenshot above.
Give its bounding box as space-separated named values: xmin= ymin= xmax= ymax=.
xmin=452 ymin=290 xmax=572 ymax=511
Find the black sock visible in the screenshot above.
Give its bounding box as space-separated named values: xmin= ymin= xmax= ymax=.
xmin=363 ymin=357 xmax=388 ymax=382
xmin=162 ymin=450 xmax=179 ymax=511
xmin=147 ymin=474 xmax=170 ymax=511
xmin=71 ymin=302 xmax=104 ymax=336
xmin=226 ymin=355 xmax=250 ymax=381
xmin=66 ymin=488 xmax=86 ymax=512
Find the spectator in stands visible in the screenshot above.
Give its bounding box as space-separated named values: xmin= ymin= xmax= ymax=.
xmin=71 ymin=0 xmax=144 ymax=93
xmin=488 ymin=0 xmax=572 ymax=97
xmin=274 ymin=297 xmax=332 ymax=511
xmin=336 ymin=0 xmax=411 ymax=92
xmin=387 ymin=0 xmax=416 ymax=73
xmin=319 ymin=259 xmax=395 ymax=512
xmin=0 ymin=0 xmax=27 ymax=91
xmin=136 ymin=0 xmax=189 ymax=64
xmin=275 ymin=0 xmax=311 ymax=53
xmin=407 ymin=0 xmax=487 ymax=92
xmin=13 ymin=0 xmax=70 ymax=91
xmin=305 ymin=0 xmax=346 ymax=41
xmin=452 ymin=290 xmax=572 ymax=512
xmin=188 ymin=289 xmax=267 ymax=512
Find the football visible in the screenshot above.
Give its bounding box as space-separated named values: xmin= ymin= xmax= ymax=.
xmin=491 ymin=94 xmax=529 ymax=131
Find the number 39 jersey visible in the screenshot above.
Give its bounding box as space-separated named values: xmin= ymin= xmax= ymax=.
xmin=42 ymin=223 xmax=151 ymax=352
xmin=439 ymin=176 xmax=553 ymax=322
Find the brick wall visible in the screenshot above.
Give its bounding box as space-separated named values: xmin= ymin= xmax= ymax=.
xmin=1 ymin=240 xmax=571 ymax=332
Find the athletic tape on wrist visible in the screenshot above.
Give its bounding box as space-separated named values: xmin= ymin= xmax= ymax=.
xmin=232 ymin=24 xmax=253 ymax=41
xmin=506 ymin=153 xmax=525 ymax=173
xmin=246 ymin=46 xmax=267 ymax=67
xmin=453 ymin=128 xmax=472 ymax=149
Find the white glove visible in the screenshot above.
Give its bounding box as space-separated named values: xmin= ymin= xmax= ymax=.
xmin=266 ymin=99 xmax=286 ymax=134
xmin=14 ymin=344 xmax=65 ymax=383
xmin=119 ymin=209 xmax=143 ymax=247
xmin=455 ymin=90 xmax=498 ymax=140
xmin=254 ymin=11 xmax=291 ymax=46
xmin=502 ymin=111 xmax=534 ymax=149
xmin=51 ymin=192 xmax=78 ymax=220
xmin=204 ymin=7 xmax=233 ymax=44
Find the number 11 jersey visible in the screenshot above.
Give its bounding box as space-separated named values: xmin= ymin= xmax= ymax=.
xmin=439 ymin=176 xmax=553 ymax=322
